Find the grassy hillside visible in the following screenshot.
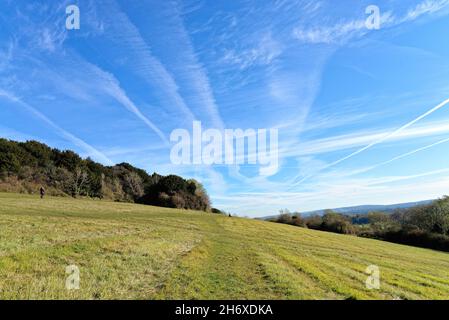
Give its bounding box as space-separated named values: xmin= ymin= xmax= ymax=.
xmin=1 ymin=193 xmax=449 ymax=300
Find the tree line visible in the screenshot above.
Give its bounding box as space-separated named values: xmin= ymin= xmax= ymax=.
xmin=272 ymin=197 xmax=449 ymax=252
xmin=0 ymin=138 xmax=211 ymax=211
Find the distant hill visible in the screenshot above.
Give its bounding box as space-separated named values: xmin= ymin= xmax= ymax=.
xmin=260 ymin=200 xmax=434 ymax=220
xmin=303 ymin=200 xmax=435 ymax=215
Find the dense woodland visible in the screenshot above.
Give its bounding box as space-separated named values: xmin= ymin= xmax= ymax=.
xmin=273 ymin=197 xmax=449 ymax=252
xmin=0 ymin=138 xmax=211 ymax=211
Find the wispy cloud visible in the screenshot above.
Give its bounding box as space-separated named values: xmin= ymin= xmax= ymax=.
xmin=367 ymin=167 xmax=449 ymax=186
xmin=292 ymin=0 xmax=449 ymax=45
xmin=289 ymin=118 xmax=449 ymax=157
xmin=0 ymin=40 xmax=15 ymax=72
xmin=291 ymin=98 xmax=449 ymax=185
xmin=222 ymin=33 xmax=283 ymax=70
xmin=347 ymin=136 xmax=449 ymax=177
xmin=101 ymin=0 xmax=196 ymax=123
xmin=1 ymin=39 xmax=169 ymax=146
xmin=86 ymin=63 xmax=169 ymax=145
xmin=0 ymin=89 xmax=113 ymax=165
xmin=318 ymin=98 xmax=449 ymax=166
xmin=163 ymin=0 xmax=225 ymax=129
xmin=0 ymin=1 xmax=171 ymax=159
xmin=216 ymin=169 xmax=449 ymax=215
xmin=18 ymin=1 xmax=70 ymax=53
xmin=293 ymin=19 xmax=368 ymax=44
xmin=35 ymin=27 xmax=66 ymax=52
xmin=292 ymin=10 xmax=393 ymax=44
xmin=402 ymin=0 xmax=449 ymax=22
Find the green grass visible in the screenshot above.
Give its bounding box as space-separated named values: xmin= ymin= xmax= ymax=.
xmin=1 ymin=193 xmax=449 ymax=300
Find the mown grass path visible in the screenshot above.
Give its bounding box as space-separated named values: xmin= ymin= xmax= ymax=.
xmin=1 ymin=193 xmax=449 ymax=299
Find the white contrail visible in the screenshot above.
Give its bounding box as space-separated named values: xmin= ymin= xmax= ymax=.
xmin=100 ymin=73 xmax=169 ymax=146
xmin=292 ymin=97 xmax=449 ymax=187
xmin=351 ymin=136 xmax=449 ymax=175
xmin=367 ymin=167 xmax=449 ymax=186
xmin=168 ymin=1 xmax=225 ymax=130
xmin=104 ymin=0 xmax=196 ymax=123
xmin=0 ymin=91 xmax=114 ymax=165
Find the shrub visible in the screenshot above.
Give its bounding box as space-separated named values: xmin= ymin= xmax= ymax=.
xmin=276 ymin=213 xmax=292 ymax=224
xmin=211 ymin=208 xmax=224 ymax=214
xmin=304 ymin=215 xmax=323 ymax=230
xmin=321 ymin=211 xmax=356 ymax=235
xmin=291 ymin=214 xmax=307 ymax=227
xmin=380 ymin=229 xmax=449 ymax=252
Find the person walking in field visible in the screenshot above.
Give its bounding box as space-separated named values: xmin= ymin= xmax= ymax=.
xmin=40 ymin=186 xmax=45 ymax=199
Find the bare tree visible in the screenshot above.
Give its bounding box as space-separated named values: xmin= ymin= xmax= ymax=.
xmin=123 ymin=172 xmax=144 ymax=199
xmin=72 ymin=168 xmax=89 ymax=197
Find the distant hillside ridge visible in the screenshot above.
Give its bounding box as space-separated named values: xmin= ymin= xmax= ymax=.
xmin=0 ymin=138 xmax=211 ymax=211
xmin=303 ymin=200 xmax=435 ymax=216
xmin=260 ymin=200 xmax=434 ymax=220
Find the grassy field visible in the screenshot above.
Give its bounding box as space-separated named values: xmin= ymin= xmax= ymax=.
xmin=0 ymin=193 xmax=449 ymax=300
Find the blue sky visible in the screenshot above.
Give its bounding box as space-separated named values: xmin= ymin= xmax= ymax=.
xmin=1 ymin=0 xmax=449 ymax=217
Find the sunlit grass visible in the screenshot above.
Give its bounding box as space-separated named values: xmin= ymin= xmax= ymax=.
xmin=1 ymin=193 xmax=448 ymax=299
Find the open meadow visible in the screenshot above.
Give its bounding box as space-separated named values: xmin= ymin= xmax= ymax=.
xmin=1 ymin=193 xmax=449 ymax=300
